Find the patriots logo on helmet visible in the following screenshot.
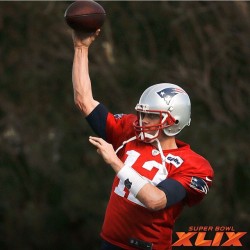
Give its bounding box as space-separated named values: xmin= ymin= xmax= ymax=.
xmin=157 ymin=87 xmax=186 ymax=105
xmin=190 ymin=177 xmax=209 ymax=194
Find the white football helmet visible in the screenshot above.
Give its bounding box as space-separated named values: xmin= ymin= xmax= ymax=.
xmin=133 ymin=83 xmax=191 ymax=142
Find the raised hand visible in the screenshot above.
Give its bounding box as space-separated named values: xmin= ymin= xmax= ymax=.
xmin=72 ymin=29 xmax=100 ymax=49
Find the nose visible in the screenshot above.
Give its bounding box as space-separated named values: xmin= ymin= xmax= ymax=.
xmin=141 ymin=113 xmax=150 ymax=125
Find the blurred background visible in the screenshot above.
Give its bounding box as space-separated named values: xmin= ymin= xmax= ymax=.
xmin=0 ymin=1 xmax=249 ymax=249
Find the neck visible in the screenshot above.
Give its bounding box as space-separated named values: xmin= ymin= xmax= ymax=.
xmin=152 ymin=135 xmax=177 ymax=150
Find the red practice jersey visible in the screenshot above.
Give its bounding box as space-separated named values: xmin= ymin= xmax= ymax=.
xmin=100 ymin=113 xmax=214 ymax=250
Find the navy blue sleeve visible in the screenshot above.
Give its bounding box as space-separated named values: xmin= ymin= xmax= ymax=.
xmin=85 ymin=103 xmax=108 ymax=140
xmin=156 ymin=178 xmax=187 ymax=208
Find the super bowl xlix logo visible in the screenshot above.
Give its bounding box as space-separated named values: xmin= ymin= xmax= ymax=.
xmin=172 ymin=226 xmax=247 ymax=247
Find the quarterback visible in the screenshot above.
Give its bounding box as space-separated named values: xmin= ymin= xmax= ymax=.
xmin=71 ymin=30 xmax=214 ymax=250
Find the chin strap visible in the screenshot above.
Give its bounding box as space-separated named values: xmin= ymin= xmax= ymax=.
xmin=155 ymin=138 xmax=167 ymax=175
xmin=115 ymin=136 xmax=137 ymax=154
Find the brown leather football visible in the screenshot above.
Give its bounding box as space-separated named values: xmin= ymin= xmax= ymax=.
xmin=64 ymin=1 xmax=106 ymax=32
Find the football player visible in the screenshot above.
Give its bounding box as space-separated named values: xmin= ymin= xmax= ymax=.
xmin=72 ymin=30 xmax=214 ymax=250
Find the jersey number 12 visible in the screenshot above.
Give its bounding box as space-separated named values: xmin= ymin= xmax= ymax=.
xmin=114 ymin=150 xmax=168 ymax=206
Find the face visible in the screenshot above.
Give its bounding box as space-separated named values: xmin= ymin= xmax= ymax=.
xmin=133 ymin=111 xmax=167 ymax=143
xmin=140 ymin=112 xmax=161 ymax=133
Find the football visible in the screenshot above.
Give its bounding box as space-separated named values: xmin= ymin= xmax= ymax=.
xmin=64 ymin=1 xmax=106 ymax=32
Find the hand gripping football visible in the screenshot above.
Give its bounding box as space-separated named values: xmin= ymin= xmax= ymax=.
xmin=64 ymin=1 xmax=106 ymax=32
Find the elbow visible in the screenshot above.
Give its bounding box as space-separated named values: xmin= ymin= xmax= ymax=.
xmin=74 ymin=97 xmax=99 ymax=116
xmin=146 ymin=204 xmax=163 ymax=211
xmin=74 ymin=98 xmax=83 ymax=110
xmin=74 ymin=97 xmax=88 ymax=114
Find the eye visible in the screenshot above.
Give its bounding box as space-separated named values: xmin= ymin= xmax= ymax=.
xmin=139 ymin=112 xmax=160 ymax=120
xmin=147 ymin=113 xmax=160 ymax=120
xmin=140 ymin=112 xmax=146 ymax=119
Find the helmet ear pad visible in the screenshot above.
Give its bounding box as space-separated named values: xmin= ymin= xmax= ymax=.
xmin=163 ymin=117 xmax=191 ymax=136
xmin=163 ymin=93 xmax=191 ymax=136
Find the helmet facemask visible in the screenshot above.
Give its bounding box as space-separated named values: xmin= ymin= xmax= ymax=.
xmin=133 ymin=104 xmax=176 ymax=143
